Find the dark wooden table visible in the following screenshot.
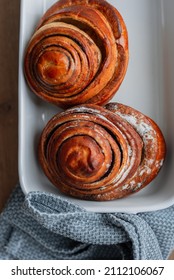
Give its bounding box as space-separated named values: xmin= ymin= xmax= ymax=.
xmin=0 ymin=0 xmax=20 ymax=212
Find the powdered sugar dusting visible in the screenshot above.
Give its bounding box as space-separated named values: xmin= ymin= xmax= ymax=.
xmin=115 ymin=112 xmax=154 ymax=137
xmin=139 ymin=166 xmax=152 ymax=176
xmin=133 ymin=183 xmax=143 ymax=191
xmin=155 ymin=159 xmax=164 ymax=169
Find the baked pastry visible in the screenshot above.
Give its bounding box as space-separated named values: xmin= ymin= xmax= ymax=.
xmin=38 ymin=103 xmax=166 ymax=201
xmin=24 ymin=0 xmax=129 ymax=108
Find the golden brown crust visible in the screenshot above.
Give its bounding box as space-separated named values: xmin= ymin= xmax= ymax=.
xmin=38 ymin=103 xmax=166 ymax=201
xmin=104 ymin=103 xmax=166 ymax=198
xmin=24 ymin=0 xmax=129 ymax=108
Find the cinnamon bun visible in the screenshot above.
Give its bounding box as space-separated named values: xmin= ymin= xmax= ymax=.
xmin=24 ymin=0 xmax=129 ymax=108
xmin=38 ymin=103 xmax=166 ymax=200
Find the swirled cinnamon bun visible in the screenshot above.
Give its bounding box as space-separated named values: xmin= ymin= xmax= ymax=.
xmin=38 ymin=103 xmax=166 ymax=201
xmin=24 ymin=0 xmax=128 ymax=108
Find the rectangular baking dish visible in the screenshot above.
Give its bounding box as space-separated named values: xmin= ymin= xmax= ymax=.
xmin=18 ymin=0 xmax=174 ymax=213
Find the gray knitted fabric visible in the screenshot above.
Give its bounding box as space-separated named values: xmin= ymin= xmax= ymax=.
xmin=0 ymin=185 xmax=174 ymax=260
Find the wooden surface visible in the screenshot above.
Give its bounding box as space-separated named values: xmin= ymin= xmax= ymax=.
xmin=0 ymin=0 xmax=20 ymax=212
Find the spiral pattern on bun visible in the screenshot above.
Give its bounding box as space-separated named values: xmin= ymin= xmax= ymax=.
xmin=24 ymin=0 xmax=128 ymax=108
xmin=38 ymin=103 xmax=166 ymax=201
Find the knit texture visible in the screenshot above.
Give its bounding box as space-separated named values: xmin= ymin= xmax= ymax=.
xmin=0 ymin=185 xmax=174 ymax=260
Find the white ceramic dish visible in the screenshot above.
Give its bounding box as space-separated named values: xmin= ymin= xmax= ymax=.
xmin=18 ymin=0 xmax=174 ymax=213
